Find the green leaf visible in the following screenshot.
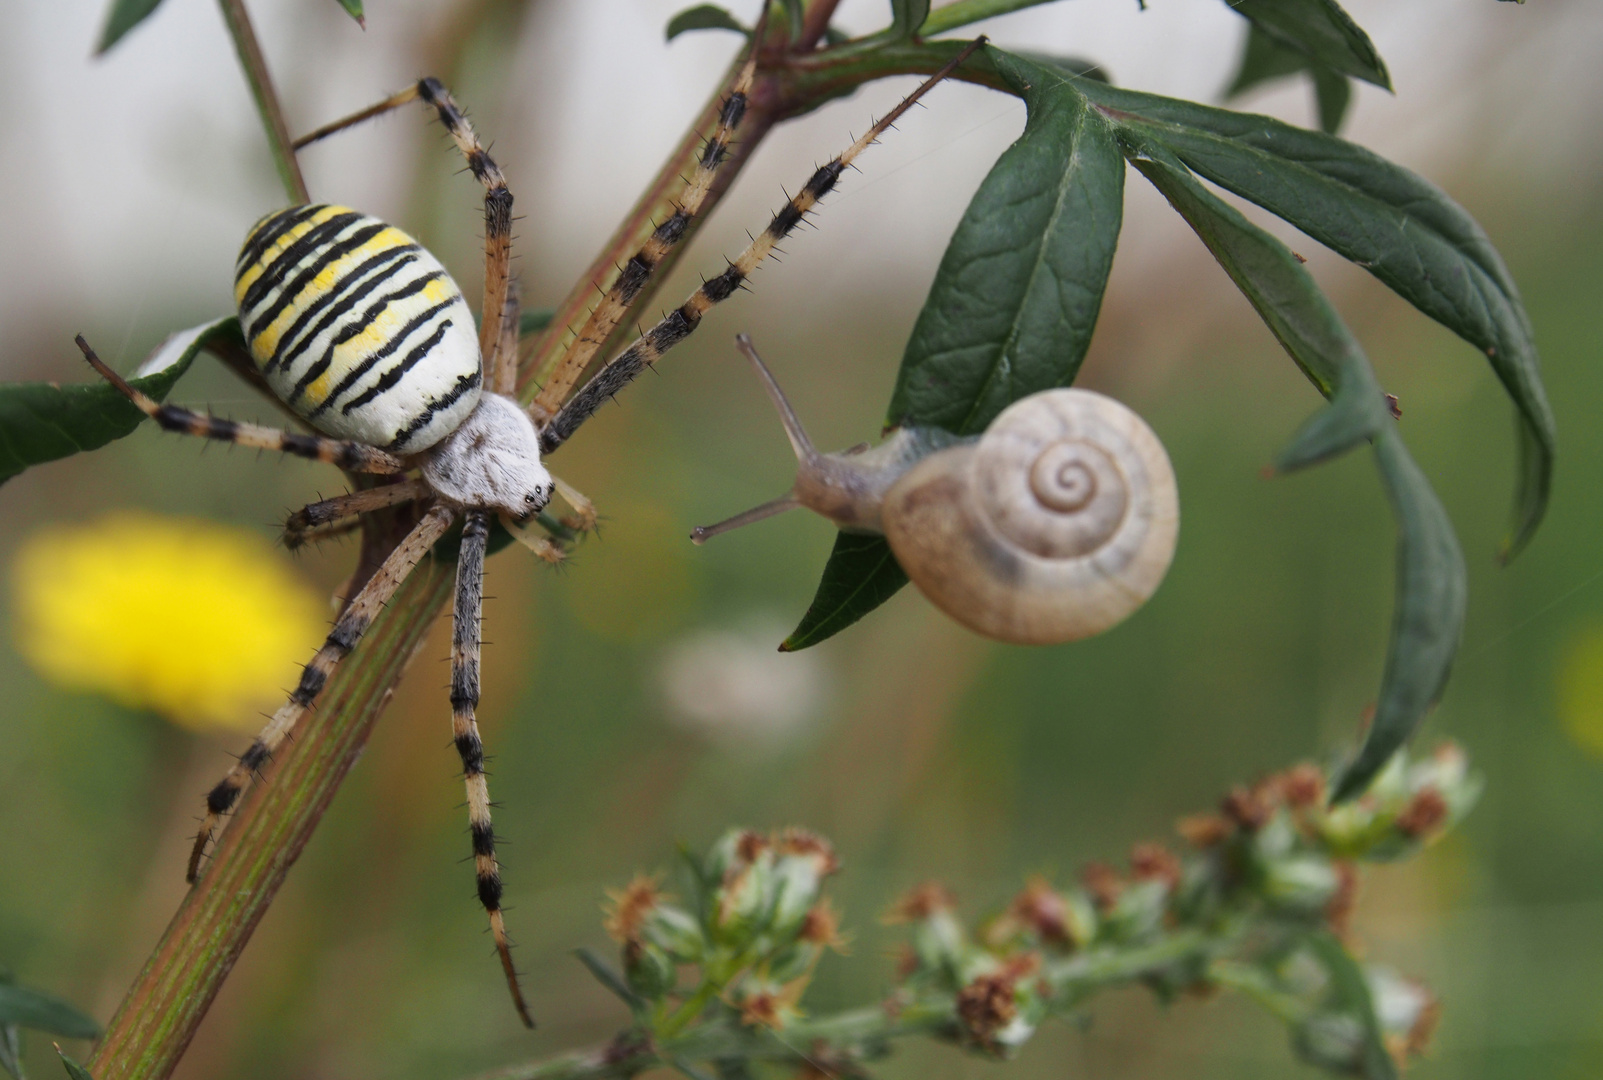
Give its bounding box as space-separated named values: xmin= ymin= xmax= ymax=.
xmin=95 ymin=0 xmax=166 ymax=54
xmin=1334 ymin=432 xmax=1466 ymax=801
xmin=780 ymin=533 xmax=909 ymax=652
xmin=1227 ymin=23 xmax=1353 ymax=135
xmin=335 ymin=0 xmax=364 ymax=28
xmin=919 ymin=0 xmax=1072 ymax=37
xmin=572 ymin=948 xmax=648 ymax=1015
xmin=52 ymin=1048 xmax=93 ymax=1080
xmin=889 ymin=0 xmax=933 ymax=40
xmin=889 ymin=50 xmax=1124 ymax=435
xmin=1058 ymin=69 xmax=1553 ymax=557
xmin=1124 ymin=141 xmax=1465 ymax=804
xmin=788 ymin=48 xmax=1126 ymax=648
xmin=0 ymin=317 xmax=239 ymax=488
xmin=1301 ymin=933 xmax=1399 ymax=1080
xmin=519 ymin=307 xmax=555 ymax=338
xmin=0 ymin=986 xmax=98 ymax=1040
xmin=666 ymin=4 xmax=745 ymax=41
xmin=1222 ymin=0 xmax=1389 ymax=90
xmin=1122 ymin=137 xmax=1386 ymax=468
xmin=0 ymin=1025 xmax=20 ymax=1080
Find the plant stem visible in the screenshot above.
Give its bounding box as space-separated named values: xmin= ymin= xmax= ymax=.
xmin=216 ymin=0 xmax=310 ymax=204
xmin=918 ymin=0 xmax=1062 ymax=37
xmin=85 ymin=554 xmax=454 ymax=1080
xmin=522 ymin=57 xmax=778 ymax=415
xmin=463 ymin=932 xmax=1220 ymax=1080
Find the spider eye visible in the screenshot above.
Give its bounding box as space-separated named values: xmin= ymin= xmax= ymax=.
xmin=524 ymin=493 xmax=539 ymax=505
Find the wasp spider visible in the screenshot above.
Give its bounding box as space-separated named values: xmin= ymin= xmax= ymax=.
xmin=77 ymin=28 xmax=984 ymax=1027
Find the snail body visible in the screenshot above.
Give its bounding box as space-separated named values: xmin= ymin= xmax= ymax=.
xmin=693 ymin=335 xmax=1179 ymax=645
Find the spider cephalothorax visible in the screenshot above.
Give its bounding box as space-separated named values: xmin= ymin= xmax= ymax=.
xmin=76 ymin=32 xmax=983 ymax=1028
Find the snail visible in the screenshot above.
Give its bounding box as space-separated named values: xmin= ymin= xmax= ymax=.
xmin=691 ymin=335 xmax=1180 ymax=645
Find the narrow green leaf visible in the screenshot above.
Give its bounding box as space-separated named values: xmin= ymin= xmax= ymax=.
xmin=919 ymin=0 xmax=1070 ymax=37
xmin=52 ymin=1048 xmax=93 ymax=1080
xmin=1122 ymin=138 xmax=1386 ymax=468
xmin=572 ymin=948 xmax=648 ymax=1014
xmin=0 ymin=986 xmax=98 ymax=1040
xmin=335 ymin=0 xmax=364 ymax=28
xmin=0 ymin=317 xmax=238 ymax=487
xmin=1227 ymin=23 xmax=1353 ymax=135
xmin=1059 ymin=69 xmax=1553 ymax=556
xmin=780 ymin=533 xmax=909 ymax=652
xmin=519 ymin=307 xmax=555 ymax=338
xmin=1334 ymin=432 xmax=1466 ymax=801
xmin=890 ymin=50 xmax=1124 ymax=435
xmin=1222 ymin=0 xmax=1389 ymax=90
xmin=889 ymin=0 xmax=933 ymax=40
xmin=790 ymin=48 xmax=1126 ymax=648
xmin=1302 ymin=933 xmax=1399 ymax=1080
xmin=95 ymin=0 xmax=166 ymax=54
xmin=1125 ymin=143 xmax=1465 ymax=803
xmin=666 ymin=4 xmax=745 ymax=41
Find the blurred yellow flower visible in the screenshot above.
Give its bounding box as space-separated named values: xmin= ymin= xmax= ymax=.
xmin=10 ymin=512 xmax=325 ymax=732
xmin=1558 ymin=626 xmax=1603 ymax=759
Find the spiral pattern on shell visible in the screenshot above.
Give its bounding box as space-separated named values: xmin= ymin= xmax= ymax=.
xmin=881 ymin=388 xmax=1179 ymax=645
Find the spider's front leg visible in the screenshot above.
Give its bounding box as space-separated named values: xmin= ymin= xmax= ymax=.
xmin=76 ymin=336 xmax=408 ymax=474
xmin=187 ymin=503 xmax=456 ymax=881
xmin=451 ymin=510 xmax=535 ymax=1027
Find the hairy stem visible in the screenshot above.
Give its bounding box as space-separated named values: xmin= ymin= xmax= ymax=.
xmin=216 ymin=0 xmax=310 ymax=204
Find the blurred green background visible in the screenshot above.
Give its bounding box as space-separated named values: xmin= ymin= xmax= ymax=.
xmin=2 ymin=0 xmax=1601 ymax=1077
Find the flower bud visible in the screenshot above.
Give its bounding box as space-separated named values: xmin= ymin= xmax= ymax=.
xmin=622 ymin=938 xmax=676 ymax=1000
xmin=1262 ymin=856 xmax=1341 ymax=914
xmin=886 ymin=883 xmax=967 ymax=982
xmin=770 ymin=829 xmax=840 ymax=934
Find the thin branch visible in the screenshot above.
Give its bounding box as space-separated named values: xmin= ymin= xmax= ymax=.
xmin=216 ymin=0 xmax=310 ymax=204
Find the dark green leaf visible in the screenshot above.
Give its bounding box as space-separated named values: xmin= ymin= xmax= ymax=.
xmin=889 ymin=0 xmax=933 ymax=40
xmin=1334 ymin=432 xmax=1466 ymax=801
xmin=95 ymin=0 xmax=166 ymax=54
xmin=1226 ymin=23 xmax=1353 ymax=135
xmin=572 ymin=948 xmax=648 ymax=1014
xmin=1122 ymin=137 xmax=1386 ymax=468
xmin=0 ymin=986 xmax=98 ymax=1040
xmin=519 ymin=307 xmax=555 ymax=338
xmin=666 ymin=4 xmax=745 ymax=41
xmin=1222 ymin=0 xmax=1389 ymax=90
xmin=1059 ymin=69 xmax=1553 ymax=557
xmin=780 ymin=533 xmax=908 ymax=652
xmin=0 ymin=317 xmax=238 ymax=488
xmin=889 ymin=50 xmax=1124 ymax=435
xmin=1124 ymin=142 xmax=1465 ymax=803
xmin=335 ymin=0 xmax=364 ymax=28
xmin=792 ymin=48 xmax=1126 ymax=648
xmin=53 ymin=1049 xmax=93 ymax=1080
xmin=1302 ymin=932 xmax=1398 ymax=1080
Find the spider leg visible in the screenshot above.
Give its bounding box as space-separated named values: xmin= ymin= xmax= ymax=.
xmin=186 ymin=503 xmax=456 ymax=882
xmin=295 ymin=79 xmax=514 ymax=369
xmin=492 ymin=277 xmax=522 ymax=397
xmin=551 ymin=476 xmax=597 ymax=533
xmin=76 ymin=335 xmax=406 ymax=474
xmin=538 ymin=37 xmax=988 ymax=453
xmin=283 ymin=479 xmax=432 ymax=549
xmin=499 ymin=512 xmax=568 ymax=564
xmin=532 ymin=6 xmax=770 ymax=415
xmin=452 ymin=510 xmax=536 ymax=1028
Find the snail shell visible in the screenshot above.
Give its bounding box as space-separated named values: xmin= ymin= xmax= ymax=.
xmin=692 ymin=336 xmax=1179 ymax=646
xmin=881 ymin=389 xmax=1178 ymax=644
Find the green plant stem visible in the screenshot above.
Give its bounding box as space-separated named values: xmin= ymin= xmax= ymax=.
xmin=464 ymin=932 xmax=1224 ymax=1080
xmin=84 ymin=554 xmax=454 ymax=1080
xmin=216 ymin=0 xmax=310 ymax=204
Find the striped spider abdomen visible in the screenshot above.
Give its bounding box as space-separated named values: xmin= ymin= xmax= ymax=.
xmin=235 ymin=203 xmax=483 ymax=456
